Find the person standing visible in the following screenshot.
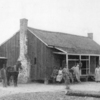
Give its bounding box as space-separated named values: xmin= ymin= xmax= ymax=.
xmin=51 ymin=66 xmax=58 ymax=83
xmin=62 ymin=66 xmax=71 ymax=90
xmin=71 ymin=63 xmax=81 ymax=83
xmin=56 ymin=67 xmax=63 ymax=83
xmin=95 ymin=65 xmax=100 ymax=82
xmin=0 ymin=64 xmax=7 ymax=87
xmin=13 ymin=61 xmax=22 ymax=87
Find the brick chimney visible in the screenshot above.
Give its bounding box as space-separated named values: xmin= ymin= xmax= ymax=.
xmin=88 ymin=33 xmax=93 ymax=39
xmin=18 ymin=18 xmax=31 ymax=83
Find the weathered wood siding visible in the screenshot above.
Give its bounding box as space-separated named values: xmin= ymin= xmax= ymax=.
xmin=27 ymin=30 xmax=60 ymax=81
xmin=27 ymin=30 xmax=46 ymax=80
xmin=0 ymin=32 xmax=20 ymax=66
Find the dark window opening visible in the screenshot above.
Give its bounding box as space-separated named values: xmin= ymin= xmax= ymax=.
xmin=68 ymin=55 xmax=79 ymax=59
xmin=34 ymin=58 xmax=36 ymax=64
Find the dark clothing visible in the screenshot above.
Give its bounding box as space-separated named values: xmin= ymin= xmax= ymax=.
xmin=6 ymin=61 xmax=22 ymax=87
xmin=51 ymin=69 xmax=58 ymax=83
xmin=6 ymin=67 xmax=13 ymax=86
xmin=6 ymin=66 xmax=20 ymax=87
xmin=13 ymin=72 xmax=19 ymax=86
xmin=6 ymin=71 xmax=13 ymax=86
xmin=13 ymin=65 xmax=19 ymax=86
xmin=51 ymin=69 xmax=58 ymax=78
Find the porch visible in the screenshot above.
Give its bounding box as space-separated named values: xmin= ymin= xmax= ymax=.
xmin=53 ymin=47 xmax=100 ymax=81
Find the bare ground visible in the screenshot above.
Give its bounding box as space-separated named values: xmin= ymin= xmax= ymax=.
xmin=0 ymin=92 xmax=99 ymax=100
xmin=0 ymin=82 xmax=100 ymax=100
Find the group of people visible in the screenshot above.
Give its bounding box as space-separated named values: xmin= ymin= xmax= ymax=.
xmin=51 ymin=66 xmax=71 ymax=89
xmin=51 ymin=61 xmax=82 ymax=89
xmin=0 ymin=61 xmax=22 ymax=87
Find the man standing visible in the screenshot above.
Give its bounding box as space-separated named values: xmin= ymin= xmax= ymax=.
xmin=13 ymin=64 xmax=18 ymax=87
xmin=13 ymin=61 xmax=22 ymax=87
xmin=1 ymin=64 xmax=7 ymax=87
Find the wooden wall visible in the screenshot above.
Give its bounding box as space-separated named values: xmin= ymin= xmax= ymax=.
xmin=27 ymin=30 xmax=61 ymax=81
xmin=0 ymin=32 xmax=20 ymax=67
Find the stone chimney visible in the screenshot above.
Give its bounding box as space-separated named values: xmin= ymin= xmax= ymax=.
xmin=88 ymin=33 xmax=93 ymax=39
xmin=18 ymin=18 xmax=31 ymax=83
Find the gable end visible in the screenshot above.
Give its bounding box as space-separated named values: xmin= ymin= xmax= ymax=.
xmin=28 ymin=28 xmax=48 ymax=46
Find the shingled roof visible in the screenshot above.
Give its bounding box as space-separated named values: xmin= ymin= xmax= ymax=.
xmin=28 ymin=27 xmax=100 ymax=54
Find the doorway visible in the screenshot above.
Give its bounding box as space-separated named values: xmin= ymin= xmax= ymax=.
xmin=81 ymin=60 xmax=89 ymax=75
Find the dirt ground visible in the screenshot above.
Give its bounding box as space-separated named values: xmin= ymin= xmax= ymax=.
xmin=0 ymin=82 xmax=65 ymax=97
xmin=0 ymin=92 xmax=99 ymax=100
xmin=0 ymin=82 xmax=100 ymax=100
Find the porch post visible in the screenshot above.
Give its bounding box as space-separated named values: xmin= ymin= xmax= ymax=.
xmin=99 ymin=56 xmax=100 ymax=65
xmin=89 ymin=56 xmax=90 ymax=74
xmin=79 ymin=55 xmax=81 ymax=61
xmin=79 ymin=55 xmax=81 ymax=75
xmin=66 ymin=53 xmax=68 ymax=69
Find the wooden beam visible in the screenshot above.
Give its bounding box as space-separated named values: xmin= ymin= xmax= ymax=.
xmin=55 ymin=47 xmax=67 ymax=53
xmin=66 ymin=53 xmax=68 ymax=69
xmin=68 ymin=53 xmax=100 ymax=56
xmin=68 ymin=59 xmax=80 ymax=61
xmin=99 ymin=56 xmax=100 ymax=65
xmin=79 ymin=55 xmax=82 ymax=75
xmin=53 ymin=52 xmax=66 ymax=55
xmin=89 ymin=55 xmax=90 ymax=74
xmin=79 ymin=55 xmax=81 ymax=61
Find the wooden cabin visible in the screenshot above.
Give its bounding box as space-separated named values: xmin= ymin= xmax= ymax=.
xmin=0 ymin=18 xmax=100 ymax=83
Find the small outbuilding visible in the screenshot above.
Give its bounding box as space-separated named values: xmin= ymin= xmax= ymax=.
xmin=0 ymin=18 xmax=100 ymax=83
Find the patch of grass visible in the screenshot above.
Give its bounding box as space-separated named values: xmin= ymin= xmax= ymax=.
xmin=67 ymin=90 xmax=100 ymax=98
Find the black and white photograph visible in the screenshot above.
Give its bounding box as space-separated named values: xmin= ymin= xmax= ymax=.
xmin=0 ymin=0 xmax=100 ymax=100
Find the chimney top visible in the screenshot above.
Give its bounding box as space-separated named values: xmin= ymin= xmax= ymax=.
xmin=20 ymin=18 xmax=28 ymax=21
xmin=20 ymin=18 xmax=28 ymax=25
xmin=88 ymin=33 xmax=93 ymax=39
xmin=20 ymin=18 xmax=28 ymax=31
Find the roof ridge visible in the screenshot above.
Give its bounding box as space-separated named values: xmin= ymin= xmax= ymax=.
xmin=28 ymin=27 xmax=88 ymax=39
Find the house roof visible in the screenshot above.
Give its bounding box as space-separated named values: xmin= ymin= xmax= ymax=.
xmin=28 ymin=27 xmax=100 ymax=54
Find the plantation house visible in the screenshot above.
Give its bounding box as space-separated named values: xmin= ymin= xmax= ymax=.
xmin=0 ymin=18 xmax=100 ymax=83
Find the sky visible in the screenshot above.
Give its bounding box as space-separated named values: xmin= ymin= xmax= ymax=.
xmin=0 ymin=0 xmax=100 ymax=45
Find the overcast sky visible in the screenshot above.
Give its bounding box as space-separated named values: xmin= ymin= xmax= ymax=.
xmin=0 ymin=0 xmax=100 ymax=45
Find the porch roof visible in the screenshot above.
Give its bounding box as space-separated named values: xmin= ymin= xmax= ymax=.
xmin=54 ymin=46 xmax=100 ymax=55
